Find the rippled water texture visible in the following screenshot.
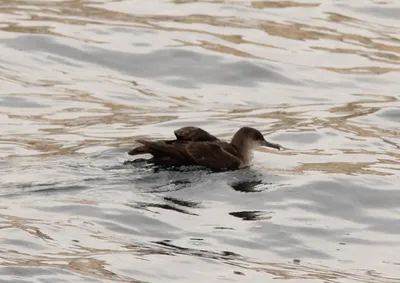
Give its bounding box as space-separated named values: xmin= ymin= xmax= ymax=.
xmin=1 ymin=1 xmax=400 ymax=282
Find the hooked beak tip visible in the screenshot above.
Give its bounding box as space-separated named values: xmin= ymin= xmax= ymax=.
xmin=263 ymin=140 xmax=281 ymax=150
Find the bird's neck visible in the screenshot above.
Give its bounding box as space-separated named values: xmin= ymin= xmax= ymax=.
xmin=231 ymin=135 xmax=246 ymax=150
xmin=231 ymin=139 xmax=254 ymax=166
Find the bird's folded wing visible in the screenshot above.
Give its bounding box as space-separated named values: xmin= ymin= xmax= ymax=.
xmin=136 ymin=140 xmax=186 ymax=159
xmin=186 ymin=142 xmax=241 ymax=170
xmin=174 ymin=127 xmax=219 ymax=142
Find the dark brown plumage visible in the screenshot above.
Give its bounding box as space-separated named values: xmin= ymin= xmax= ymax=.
xmin=128 ymin=126 xmax=281 ymax=171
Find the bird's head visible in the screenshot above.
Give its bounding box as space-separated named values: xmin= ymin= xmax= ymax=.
xmin=231 ymin=127 xmax=281 ymax=151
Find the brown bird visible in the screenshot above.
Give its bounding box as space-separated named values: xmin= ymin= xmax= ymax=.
xmin=128 ymin=126 xmax=281 ymax=171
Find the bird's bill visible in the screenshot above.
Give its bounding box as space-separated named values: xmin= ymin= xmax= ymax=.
xmin=262 ymin=139 xmax=281 ymax=150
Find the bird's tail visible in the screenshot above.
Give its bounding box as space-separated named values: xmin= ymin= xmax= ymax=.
xmin=128 ymin=140 xmax=150 ymax=155
xmin=128 ymin=146 xmax=149 ymax=155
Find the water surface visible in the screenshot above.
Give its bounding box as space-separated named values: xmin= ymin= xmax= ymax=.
xmin=0 ymin=1 xmax=399 ymax=282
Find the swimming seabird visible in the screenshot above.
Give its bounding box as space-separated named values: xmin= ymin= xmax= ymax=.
xmin=128 ymin=126 xmax=281 ymax=171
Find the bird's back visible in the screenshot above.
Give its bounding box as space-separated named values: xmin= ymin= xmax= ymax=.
xmin=128 ymin=126 xmax=245 ymax=170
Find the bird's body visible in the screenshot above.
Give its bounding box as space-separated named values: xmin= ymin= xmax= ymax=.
xmin=128 ymin=126 xmax=280 ymax=171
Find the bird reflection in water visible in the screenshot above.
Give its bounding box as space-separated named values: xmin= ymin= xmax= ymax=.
xmin=229 ymin=211 xmax=274 ymax=221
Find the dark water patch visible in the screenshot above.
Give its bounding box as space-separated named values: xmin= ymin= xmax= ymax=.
xmin=230 ymin=180 xmax=272 ymax=193
xmin=1 ymin=184 xmax=90 ymax=198
xmin=190 ymin=238 xmax=204 ymax=241
xmin=356 ymin=6 xmax=400 ymax=20
xmin=32 ymin=185 xmax=89 ymax=195
xmin=124 ymin=157 xmax=211 ymax=173
xmin=0 ymin=96 xmax=48 ymax=108
xmin=0 ymin=239 xmax=46 ymax=251
xmin=164 ymin=196 xmax=200 ymax=208
xmin=229 ymin=210 xmax=274 ymax=221
xmin=126 ymin=160 xmax=282 ymax=199
xmin=153 ymin=240 xmax=242 ymax=261
xmin=376 ymin=107 xmax=400 ymax=123
xmin=127 ymin=201 xmax=198 ymax=216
